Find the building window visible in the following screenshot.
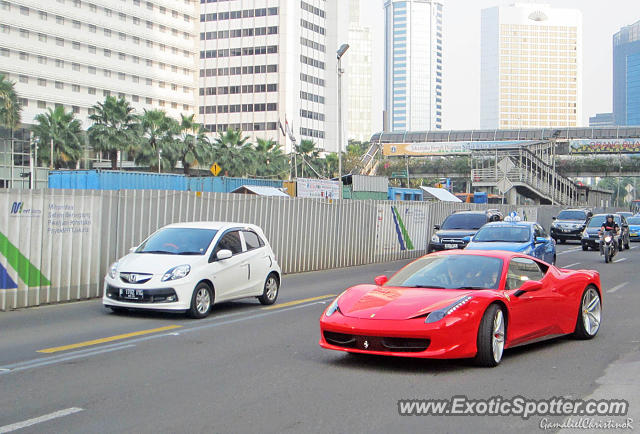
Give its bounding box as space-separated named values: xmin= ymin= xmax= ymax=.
xmin=38 ymin=78 xmax=46 ymax=87
xmin=37 ymin=101 xmax=46 ymax=109
xmin=18 ymin=75 xmax=28 ymax=83
xmin=72 ymin=84 xmax=80 ymax=92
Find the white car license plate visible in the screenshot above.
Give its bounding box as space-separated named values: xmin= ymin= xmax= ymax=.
xmin=120 ymin=288 xmax=144 ymax=300
xmin=444 ymin=243 xmax=458 ymax=249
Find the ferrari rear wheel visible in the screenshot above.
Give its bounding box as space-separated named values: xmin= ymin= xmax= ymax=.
xmin=572 ymin=286 xmax=601 ymax=340
xmin=474 ymin=304 xmax=505 ymax=367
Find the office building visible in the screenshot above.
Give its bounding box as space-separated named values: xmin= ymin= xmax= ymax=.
xmin=481 ymin=3 xmax=582 ymax=129
xmin=346 ymin=0 xmax=373 ymax=143
xmin=613 ymin=19 xmax=640 ymax=126
xmin=198 ymin=0 xmax=348 ymax=153
xmin=384 ymin=0 xmax=443 ymax=132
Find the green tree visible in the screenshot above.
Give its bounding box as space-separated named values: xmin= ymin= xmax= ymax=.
xmin=212 ymin=128 xmax=256 ymax=177
xmin=294 ymin=139 xmax=323 ymax=178
xmin=174 ymin=114 xmax=212 ymax=176
xmin=88 ymin=96 xmax=138 ymax=170
xmin=136 ymin=109 xmax=178 ymax=172
xmin=0 ymin=73 xmax=21 ymax=129
xmin=254 ymin=138 xmax=289 ymax=178
xmin=31 ymin=106 xmax=84 ymax=169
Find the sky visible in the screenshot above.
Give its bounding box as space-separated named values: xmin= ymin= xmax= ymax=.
xmin=359 ymin=0 xmax=640 ymax=131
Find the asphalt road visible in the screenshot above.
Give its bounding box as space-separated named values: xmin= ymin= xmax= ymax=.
xmin=0 ymin=243 xmax=639 ymax=433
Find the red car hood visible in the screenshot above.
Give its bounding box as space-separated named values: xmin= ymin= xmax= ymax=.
xmin=338 ymin=284 xmax=473 ymax=320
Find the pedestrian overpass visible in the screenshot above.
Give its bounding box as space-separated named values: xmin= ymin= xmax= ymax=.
xmin=358 ymin=127 xmax=640 ymax=205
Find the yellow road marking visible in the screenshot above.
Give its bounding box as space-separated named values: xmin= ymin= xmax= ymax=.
xmin=37 ymin=325 xmax=183 ymax=354
xmin=262 ymin=294 xmax=337 ymax=310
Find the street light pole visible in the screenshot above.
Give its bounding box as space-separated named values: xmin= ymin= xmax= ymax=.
xmin=336 ymin=43 xmax=349 ymax=184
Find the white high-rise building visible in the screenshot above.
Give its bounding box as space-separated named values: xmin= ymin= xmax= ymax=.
xmin=384 ymin=0 xmax=443 ymax=132
xmin=0 ymin=0 xmax=200 ymax=126
xmin=198 ymin=0 xmax=348 ymax=153
xmin=480 ymin=3 xmax=582 ymax=129
xmin=346 ymin=0 xmax=372 ymax=143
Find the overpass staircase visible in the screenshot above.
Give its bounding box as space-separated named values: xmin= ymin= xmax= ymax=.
xmin=470 ymin=141 xmax=578 ymax=205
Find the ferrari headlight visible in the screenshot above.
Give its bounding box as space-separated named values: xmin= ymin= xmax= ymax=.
xmin=162 ymin=264 xmax=191 ymax=282
xmin=431 ymin=234 xmax=440 ymax=243
xmin=108 ymin=262 xmax=119 ymax=279
xmin=425 ymin=296 xmax=473 ymax=323
xmin=325 ymin=296 xmax=341 ymax=317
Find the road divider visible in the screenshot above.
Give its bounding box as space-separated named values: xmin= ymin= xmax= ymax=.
xmin=37 ymin=325 xmax=182 ymax=354
xmin=262 ymin=294 xmax=337 ymax=310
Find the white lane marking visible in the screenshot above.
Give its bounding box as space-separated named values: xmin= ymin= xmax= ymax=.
xmin=631 ymin=246 xmax=638 ymax=250
xmin=0 ymin=408 xmax=84 ymax=433
xmin=607 ymin=282 xmax=629 ymax=294
xmin=562 ymin=262 xmax=581 ymax=268
xmin=557 ymin=248 xmax=582 ymax=255
xmin=0 ymin=345 xmax=135 ymax=374
xmin=613 ymin=258 xmax=628 ymax=263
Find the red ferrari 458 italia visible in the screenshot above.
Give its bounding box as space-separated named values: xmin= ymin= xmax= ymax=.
xmin=319 ymin=250 xmax=602 ymax=367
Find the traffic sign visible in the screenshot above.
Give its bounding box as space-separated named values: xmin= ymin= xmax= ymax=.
xmin=497 ymin=157 xmax=515 ymax=174
xmin=496 ymin=178 xmax=513 ymax=194
xmin=210 ymin=162 xmax=222 ymax=176
xmin=391 ymin=171 xmax=408 ymax=178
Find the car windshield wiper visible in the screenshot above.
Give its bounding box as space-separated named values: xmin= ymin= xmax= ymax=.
xmin=403 ymin=285 xmax=447 ymax=289
xmin=139 ymin=250 xmax=179 ymax=255
xmin=453 ymin=286 xmax=488 ymax=290
xmin=178 ymin=251 xmax=205 ymax=255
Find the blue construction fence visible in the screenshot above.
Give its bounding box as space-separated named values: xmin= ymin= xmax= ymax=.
xmin=48 ymin=170 xmax=284 ymax=193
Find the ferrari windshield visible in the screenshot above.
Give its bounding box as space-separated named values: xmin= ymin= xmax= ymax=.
xmin=136 ymin=228 xmax=218 ymax=255
xmin=440 ymin=213 xmax=487 ymax=230
xmin=473 ymin=226 xmax=530 ymax=243
xmin=385 ymin=254 xmax=503 ymax=290
xmin=587 ymin=214 xmax=620 ymax=228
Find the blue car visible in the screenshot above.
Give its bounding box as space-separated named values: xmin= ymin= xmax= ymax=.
xmin=464 ymin=221 xmax=556 ymax=264
xmin=627 ymin=216 xmax=640 ymax=241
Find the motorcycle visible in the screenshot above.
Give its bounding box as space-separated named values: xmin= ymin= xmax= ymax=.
xmin=600 ymin=230 xmax=618 ymax=263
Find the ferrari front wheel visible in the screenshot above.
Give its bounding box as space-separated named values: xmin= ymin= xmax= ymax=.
xmin=474 ymin=304 xmax=505 ymax=367
xmin=572 ymin=286 xmax=601 ymax=340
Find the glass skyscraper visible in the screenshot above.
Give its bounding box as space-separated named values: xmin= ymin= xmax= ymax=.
xmin=384 ymin=0 xmax=443 ymax=132
xmin=613 ymin=20 xmax=640 ymax=126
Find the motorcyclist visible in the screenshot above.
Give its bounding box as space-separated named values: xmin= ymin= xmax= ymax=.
xmin=599 ymin=214 xmax=620 ymax=254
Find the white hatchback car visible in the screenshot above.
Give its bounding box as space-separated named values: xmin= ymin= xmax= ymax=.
xmin=103 ymin=222 xmax=281 ymax=318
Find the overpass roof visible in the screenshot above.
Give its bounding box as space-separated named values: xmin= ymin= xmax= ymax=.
xmin=370 ymin=126 xmax=640 ymax=143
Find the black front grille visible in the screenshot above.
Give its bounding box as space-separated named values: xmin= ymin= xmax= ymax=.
xmin=324 ymin=331 xmax=430 ymax=353
xmin=106 ymin=285 xmax=177 ymax=303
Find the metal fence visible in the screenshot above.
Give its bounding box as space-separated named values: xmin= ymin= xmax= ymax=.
xmin=1 ymin=189 xmax=547 ymax=311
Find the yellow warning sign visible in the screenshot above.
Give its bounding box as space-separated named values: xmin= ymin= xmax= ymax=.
xmin=210 ymin=162 xmax=222 ymax=176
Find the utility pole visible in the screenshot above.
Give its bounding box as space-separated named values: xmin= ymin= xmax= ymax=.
xmin=337 ymin=44 xmax=349 ymax=185
xmin=50 ymin=137 xmax=54 ymax=170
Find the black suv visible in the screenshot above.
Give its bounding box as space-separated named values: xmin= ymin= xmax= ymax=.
xmin=428 ymin=210 xmax=503 ymax=252
xmin=550 ymin=209 xmax=592 ymax=243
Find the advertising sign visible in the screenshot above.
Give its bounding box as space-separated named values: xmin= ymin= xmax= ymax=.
xmin=569 ymin=139 xmax=640 ymax=154
xmin=382 ymin=140 xmax=536 ymax=156
xmin=296 ymin=178 xmax=341 ymax=199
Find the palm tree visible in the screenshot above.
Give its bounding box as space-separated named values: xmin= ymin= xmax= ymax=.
xmin=88 ymin=96 xmax=138 ymax=170
xmin=174 ymin=114 xmax=212 ymax=176
xmin=136 ymin=109 xmax=178 ymax=172
xmin=31 ymin=106 xmax=84 ymax=169
xmin=212 ymin=128 xmax=256 ymax=177
xmin=0 ymin=73 xmax=21 ymax=130
xmin=294 ymin=139 xmax=323 ymax=178
xmin=254 ymin=138 xmax=288 ymax=178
